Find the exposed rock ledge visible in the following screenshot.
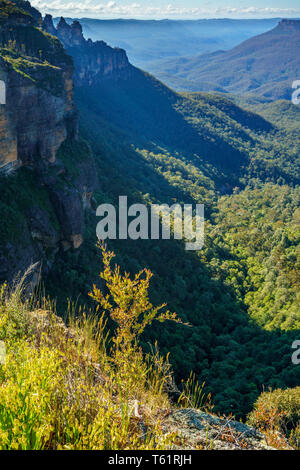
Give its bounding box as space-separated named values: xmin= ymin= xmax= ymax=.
xmin=163 ymin=409 xmax=275 ymax=450
xmin=42 ymin=15 xmax=133 ymax=86
xmin=28 ymin=309 xmax=277 ymax=451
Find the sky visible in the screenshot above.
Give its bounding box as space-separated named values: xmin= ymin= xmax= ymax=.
xmin=31 ymin=0 xmax=300 ymax=19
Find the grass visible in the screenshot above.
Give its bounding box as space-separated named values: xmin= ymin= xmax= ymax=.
xmin=0 ymin=46 xmax=64 ymax=96
xmin=0 ymin=243 xmax=297 ymax=450
xmin=0 ymin=244 xmax=183 ymax=449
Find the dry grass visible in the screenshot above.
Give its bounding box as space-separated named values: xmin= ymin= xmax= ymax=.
xmin=0 ymin=245 xmax=180 ymax=450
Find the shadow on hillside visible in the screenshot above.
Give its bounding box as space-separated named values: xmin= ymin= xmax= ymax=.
xmin=75 ymin=72 xmax=254 ymax=175
xmin=49 ymin=82 xmax=300 ymax=420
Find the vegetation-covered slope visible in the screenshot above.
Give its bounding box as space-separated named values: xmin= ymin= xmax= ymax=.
xmin=0 ymin=1 xmax=299 ymax=427
xmin=41 ymin=68 xmax=300 ymax=419
xmin=1 ymin=247 xmax=298 ymax=449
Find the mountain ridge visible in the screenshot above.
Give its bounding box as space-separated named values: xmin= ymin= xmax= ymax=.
xmin=43 ymin=14 xmax=133 ymax=86
xmin=148 ymin=19 xmax=300 ymax=100
xmin=56 ymin=17 xmax=283 ymax=71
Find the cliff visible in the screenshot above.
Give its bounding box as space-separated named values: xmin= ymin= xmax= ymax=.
xmin=42 ymin=15 xmax=133 ymax=86
xmin=276 ymin=19 xmax=300 ymax=31
xmin=0 ymin=1 xmax=98 ymax=284
xmin=0 ymin=6 xmax=133 ymax=283
xmin=0 ymin=1 xmax=77 ymax=168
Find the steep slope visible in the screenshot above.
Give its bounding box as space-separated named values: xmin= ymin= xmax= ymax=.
xmin=148 ymin=19 xmax=300 ymax=100
xmin=69 ymin=82 xmax=300 ymax=418
xmin=39 ymin=18 xmax=300 ymax=418
xmin=0 ymin=0 xmax=77 ymax=167
xmin=0 ymin=4 xmax=299 ymax=420
xmin=0 ymin=1 xmax=98 ymax=283
xmin=75 ymin=74 xmax=300 ymax=187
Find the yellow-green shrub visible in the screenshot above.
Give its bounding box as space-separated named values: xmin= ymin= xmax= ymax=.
xmin=0 ymin=244 xmax=181 ymax=450
xmin=247 ymin=387 xmax=300 ymax=449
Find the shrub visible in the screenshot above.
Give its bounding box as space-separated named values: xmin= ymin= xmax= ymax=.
xmin=247 ymin=387 xmax=300 ymax=449
xmin=0 ymin=244 xmax=183 ymax=449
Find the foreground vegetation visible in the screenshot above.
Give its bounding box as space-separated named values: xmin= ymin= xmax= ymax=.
xmin=0 ymin=247 xmax=180 ymax=449
xmin=0 ymin=245 xmax=298 ymax=450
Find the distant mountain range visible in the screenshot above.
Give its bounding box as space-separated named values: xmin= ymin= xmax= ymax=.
xmin=54 ymin=17 xmax=280 ymax=70
xmin=147 ymin=19 xmax=300 ymax=100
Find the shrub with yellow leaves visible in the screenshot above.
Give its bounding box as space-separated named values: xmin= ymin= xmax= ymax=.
xmin=0 ymin=243 xmax=183 ymax=450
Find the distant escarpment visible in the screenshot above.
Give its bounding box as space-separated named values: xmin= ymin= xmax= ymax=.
xmin=42 ymin=15 xmax=133 ymax=86
xmin=148 ymin=18 xmax=300 ymax=100
xmin=0 ymin=1 xmax=98 ymax=284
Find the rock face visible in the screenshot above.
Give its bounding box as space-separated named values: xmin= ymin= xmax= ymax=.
xmin=164 ymin=409 xmax=275 ymax=450
xmin=42 ymin=13 xmax=57 ymax=37
xmin=0 ymin=63 xmax=77 ymax=167
xmin=0 ymin=5 xmax=77 ymax=168
xmin=0 ymin=1 xmax=98 ymax=284
xmin=277 ymin=19 xmax=300 ymax=31
xmin=43 ymin=15 xmax=133 ymax=86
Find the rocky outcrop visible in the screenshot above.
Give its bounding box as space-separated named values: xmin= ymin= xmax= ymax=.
xmin=43 ymin=15 xmax=133 ymax=86
xmin=277 ymin=19 xmax=300 ymax=31
xmin=0 ymin=2 xmax=77 ymax=168
xmin=56 ymin=17 xmax=85 ymax=48
xmin=42 ymin=13 xmax=57 ymax=37
xmin=0 ymin=1 xmax=98 ymax=284
xmin=164 ymin=409 xmax=275 ymax=450
xmin=49 ymin=187 xmax=84 ymax=249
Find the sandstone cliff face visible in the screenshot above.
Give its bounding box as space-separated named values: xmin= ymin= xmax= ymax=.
xmin=0 ymin=2 xmax=98 ymax=284
xmin=0 ymin=6 xmax=77 ymax=168
xmin=277 ymin=19 xmax=300 ymax=31
xmin=43 ymin=15 xmax=133 ymax=86
xmin=0 ymin=65 xmax=17 ymax=166
xmin=0 ymin=62 xmax=77 ymax=167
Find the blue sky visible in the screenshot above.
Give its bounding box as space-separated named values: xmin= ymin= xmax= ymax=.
xmin=31 ymin=0 xmax=300 ymax=19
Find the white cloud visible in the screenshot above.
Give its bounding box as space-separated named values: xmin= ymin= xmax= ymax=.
xmin=31 ymin=1 xmax=300 ymax=18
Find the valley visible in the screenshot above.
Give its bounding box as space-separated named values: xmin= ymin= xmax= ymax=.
xmin=0 ymin=0 xmax=299 ymax=450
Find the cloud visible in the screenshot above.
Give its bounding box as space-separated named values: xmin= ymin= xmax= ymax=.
xmin=31 ymin=1 xmax=300 ymax=18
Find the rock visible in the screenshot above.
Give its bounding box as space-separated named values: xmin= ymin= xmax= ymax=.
xmin=163 ymin=409 xmax=275 ymax=450
xmin=49 ymin=187 xmax=84 ymax=249
xmin=0 ymin=12 xmax=78 ymax=169
xmin=73 ymin=157 xmax=99 ymax=207
xmin=43 ymin=15 xmax=133 ymax=86
xmin=70 ymin=21 xmax=86 ymax=47
xmin=25 ymin=205 xmax=59 ymax=247
xmin=42 ymin=14 xmax=57 ymax=37
xmin=55 ymin=17 xmax=85 ymax=48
